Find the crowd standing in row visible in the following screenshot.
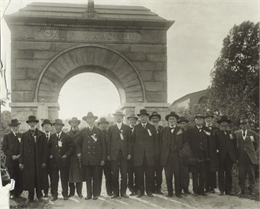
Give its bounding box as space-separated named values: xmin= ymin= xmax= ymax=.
xmin=2 ymin=109 xmax=259 ymax=203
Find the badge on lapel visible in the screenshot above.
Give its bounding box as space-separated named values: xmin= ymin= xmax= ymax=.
xmin=203 ymin=130 xmax=211 ymax=136
xmin=120 ymin=130 xmax=124 ymax=140
xmin=91 ymin=134 xmax=97 ymax=142
xmin=58 ymin=140 xmax=62 ymax=147
xmin=177 ymin=129 xmax=183 ymax=135
xmin=147 ymin=129 xmax=152 ymax=136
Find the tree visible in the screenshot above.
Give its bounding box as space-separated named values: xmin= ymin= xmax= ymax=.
xmin=209 ymin=21 xmax=259 ymax=125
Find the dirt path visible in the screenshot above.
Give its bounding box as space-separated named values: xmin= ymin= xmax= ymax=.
xmin=43 ymin=183 xmax=260 ymax=209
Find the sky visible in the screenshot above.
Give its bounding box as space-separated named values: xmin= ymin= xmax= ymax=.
xmin=1 ymin=0 xmax=259 ymax=119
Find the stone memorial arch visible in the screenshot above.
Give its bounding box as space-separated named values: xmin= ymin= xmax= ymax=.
xmin=5 ymin=1 xmax=174 ymax=129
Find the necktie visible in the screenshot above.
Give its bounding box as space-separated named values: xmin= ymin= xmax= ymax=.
xmin=142 ymin=124 xmax=146 ymax=129
xmin=242 ymin=130 xmax=246 ymax=137
xmin=170 ymin=126 xmax=175 ymax=133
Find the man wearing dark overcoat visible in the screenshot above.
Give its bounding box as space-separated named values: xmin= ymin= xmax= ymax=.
xmin=107 ymin=110 xmax=131 ymax=198
xmin=49 ymin=119 xmax=75 ymax=201
xmin=149 ymin=112 xmax=164 ymax=195
xmin=132 ymin=109 xmax=158 ymax=198
xmin=160 ymin=112 xmax=183 ymax=198
xmin=235 ymin=118 xmax=259 ymax=197
xmin=19 ymin=115 xmax=49 ymax=202
xmin=41 ymin=119 xmax=52 ymax=197
xmin=77 ymin=112 xmax=106 ymax=200
xmin=68 ymin=117 xmax=83 ymax=198
xmin=186 ymin=114 xmax=209 ymax=196
xmin=177 ymin=116 xmax=191 ymax=195
xmin=213 ymin=116 xmax=237 ymax=196
xmin=127 ymin=113 xmax=138 ymax=196
xmin=98 ymin=117 xmax=112 ymax=196
xmin=3 ymin=119 xmax=23 ymax=198
xmin=204 ymin=111 xmax=219 ymax=193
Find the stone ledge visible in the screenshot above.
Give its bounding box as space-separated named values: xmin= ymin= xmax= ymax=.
xmin=9 ymin=102 xmax=60 ymax=109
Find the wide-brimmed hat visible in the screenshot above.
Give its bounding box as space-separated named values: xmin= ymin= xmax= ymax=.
xmin=112 ymin=110 xmax=125 ymax=117
xmin=82 ymin=112 xmax=98 ymax=121
xmin=98 ymin=117 xmax=109 ymax=125
xmin=127 ymin=113 xmax=138 ymax=120
xmin=137 ymin=109 xmax=149 ymax=116
xmin=178 ymin=117 xmax=189 ymax=124
xmin=26 ymin=115 xmax=39 ymax=123
xmin=217 ymin=116 xmax=232 ymax=124
xmin=165 ymin=111 xmax=179 ymax=121
xmin=194 ymin=114 xmax=205 ymax=119
xmin=69 ymin=117 xmax=81 ymax=125
xmin=149 ymin=112 xmax=161 ymax=121
xmin=52 ymin=119 xmax=65 ymax=126
xmin=239 ymin=118 xmax=248 ymax=124
xmin=41 ymin=119 xmax=52 ymax=127
xmin=9 ymin=119 xmax=21 ymax=127
xmin=204 ymin=111 xmax=214 ymax=118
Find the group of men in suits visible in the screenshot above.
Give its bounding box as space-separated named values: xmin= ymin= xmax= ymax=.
xmin=2 ymin=109 xmax=259 ymax=203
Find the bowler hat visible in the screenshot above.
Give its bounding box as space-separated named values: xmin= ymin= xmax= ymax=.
xmin=178 ymin=117 xmax=188 ymax=124
xmin=52 ymin=119 xmax=65 ymax=126
xmin=137 ymin=109 xmax=149 ymax=116
xmin=204 ymin=111 xmax=214 ymax=118
xmin=82 ymin=112 xmax=98 ymax=121
xmin=98 ymin=117 xmax=109 ymax=125
xmin=165 ymin=111 xmax=179 ymax=121
xmin=41 ymin=119 xmax=52 ymax=127
xmin=68 ymin=117 xmax=81 ymax=125
xmin=26 ymin=115 xmax=39 ymax=123
xmin=149 ymin=112 xmax=161 ymax=121
xmin=194 ymin=114 xmax=205 ymax=119
xmin=239 ymin=118 xmax=248 ymax=124
xmin=9 ymin=119 xmax=21 ymax=127
xmin=127 ymin=113 xmax=138 ymax=120
xmin=217 ymin=116 xmax=232 ymax=124
xmin=112 ymin=110 xmax=125 ymax=117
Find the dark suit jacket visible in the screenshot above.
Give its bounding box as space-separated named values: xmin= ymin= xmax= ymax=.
xmin=77 ymin=127 xmax=106 ymax=166
xmin=213 ymin=129 xmax=237 ymax=163
xmin=20 ymin=129 xmax=48 ymax=191
xmin=204 ymin=126 xmax=219 ymax=172
xmin=48 ymin=131 xmax=75 ymax=167
xmin=107 ymin=123 xmax=131 ymax=161
xmin=235 ymin=129 xmax=259 ymax=165
xmin=132 ymin=123 xmax=158 ymax=167
xmin=2 ymin=132 xmax=22 ymax=168
xmin=186 ymin=126 xmax=209 ymax=164
xmin=160 ymin=126 xmax=184 ymax=166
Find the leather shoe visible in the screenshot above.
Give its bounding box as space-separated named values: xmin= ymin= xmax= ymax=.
xmin=64 ymin=196 xmax=68 ymax=200
xmin=43 ymin=194 xmax=49 ymax=198
xmin=193 ymin=193 xmax=198 ymax=196
xmin=137 ymin=193 xmax=144 ymax=198
xmin=93 ymin=196 xmax=98 ymax=200
xmin=219 ymin=191 xmax=224 ymax=196
xmin=107 ymin=193 xmax=113 ymax=196
xmin=68 ymin=193 xmax=74 ymax=197
xmin=147 ymin=193 xmax=154 ymax=197
xmin=85 ymin=196 xmax=92 ymax=200
xmin=225 ymin=192 xmax=234 ymax=196
xmin=51 ymin=196 xmax=57 ymax=201
xmin=111 ymin=194 xmax=119 ymax=199
xmin=176 ymin=194 xmax=182 ymax=198
xmin=129 ymin=192 xmax=136 ymax=196
xmin=157 ymin=191 xmax=163 ymax=195
xmin=166 ymin=194 xmax=173 ymax=197
xmin=121 ymin=194 xmax=129 ymax=198
xmin=199 ymin=193 xmax=207 ymax=196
